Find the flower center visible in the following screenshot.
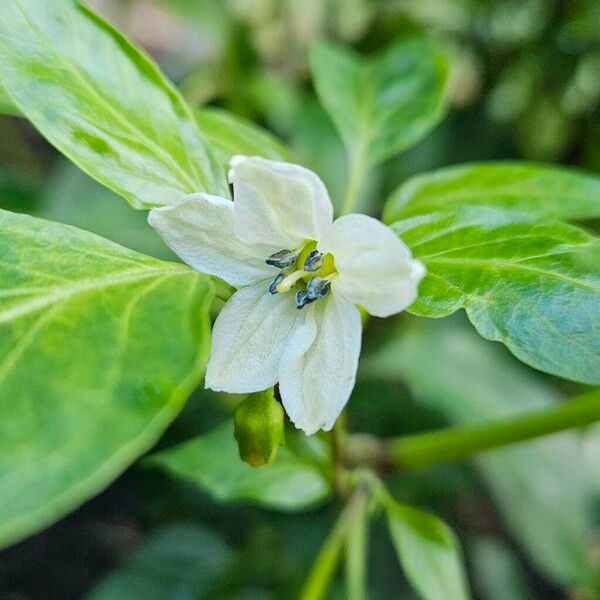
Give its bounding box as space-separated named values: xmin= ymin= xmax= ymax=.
xmin=265 ymin=241 xmax=337 ymax=309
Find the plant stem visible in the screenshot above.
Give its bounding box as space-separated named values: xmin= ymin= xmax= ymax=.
xmin=340 ymin=148 xmax=367 ymax=215
xmin=385 ymin=390 xmax=600 ymax=469
xmin=299 ymin=488 xmax=370 ymax=600
xmin=344 ymin=490 xmax=370 ymax=600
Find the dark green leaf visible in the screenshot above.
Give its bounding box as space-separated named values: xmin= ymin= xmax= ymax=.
xmin=0 ymin=209 xmax=213 ymax=548
xmin=384 ymin=162 xmax=600 ymax=223
xmin=148 ymin=420 xmax=332 ymax=511
xmin=88 ymin=524 xmax=233 ymax=600
xmin=0 ymin=0 xmax=225 ymax=209
xmin=310 ymin=37 xmax=448 ymax=167
xmin=393 ymin=206 xmax=600 ymax=384
xmin=384 ymin=499 xmax=470 ymax=600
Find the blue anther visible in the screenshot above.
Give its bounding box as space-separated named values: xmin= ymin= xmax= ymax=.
xmin=266 ymin=249 xmax=297 ymax=269
xmin=303 ymin=249 xmax=324 ymax=272
xmin=295 ymin=290 xmax=316 ymax=309
xmin=306 ymin=276 xmax=330 ymax=300
xmin=268 ymin=272 xmax=285 ymax=295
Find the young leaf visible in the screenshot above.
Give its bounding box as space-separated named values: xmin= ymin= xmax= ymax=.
xmin=0 ymin=209 xmax=213 ymax=549
xmin=383 ymin=499 xmax=470 ymax=600
xmin=309 ymin=37 xmax=448 ymax=168
xmin=364 ymin=318 xmax=597 ymax=587
xmin=384 ymin=162 xmax=600 ymax=223
xmin=196 ymin=107 xmax=290 ymax=170
xmin=148 ymin=420 xmax=332 ymax=511
xmin=0 ymin=0 xmax=225 ymax=209
xmin=392 ymin=206 xmax=600 ymax=384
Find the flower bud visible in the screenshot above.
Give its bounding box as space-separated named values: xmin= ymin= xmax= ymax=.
xmin=233 ymin=389 xmax=284 ymax=467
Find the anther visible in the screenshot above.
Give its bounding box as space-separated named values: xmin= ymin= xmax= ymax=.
xmin=268 ymin=272 xmax=285 ymax=295
xmin=303 ymin=249 xmax=324 ymax=272
xmin=265 ymin=249 xmax=298 ymax=269
xmin=295 ymin=290 xmax=316 ymax=309
xmin=306 ymin=276 xmax=331 ymax=300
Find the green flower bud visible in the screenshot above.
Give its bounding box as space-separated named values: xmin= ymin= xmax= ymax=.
xmin=233 ymin=389 xmax=284 ymax=467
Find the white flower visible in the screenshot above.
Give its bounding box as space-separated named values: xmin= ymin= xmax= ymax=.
xmin=149 ymin=156 xmax=425 ymax=434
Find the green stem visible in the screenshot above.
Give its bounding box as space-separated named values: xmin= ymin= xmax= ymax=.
xmin=340 ymin=148 xmax=367 ymax=215
xmin=386 ymin=390 xmax=600 ymax=470
xmin=344 ymin=490 xmax=369 ymax=600
xmin=298 ymin=488 xmax=369 ymax=600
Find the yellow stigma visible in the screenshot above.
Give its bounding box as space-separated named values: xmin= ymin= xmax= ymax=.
xmin=275 ymin=269 xmax=308 ymax=293
xmin=296 ymin=241 xmax=336 ymax=280
xmin=275 ymin=241 xmax=337 ymax=294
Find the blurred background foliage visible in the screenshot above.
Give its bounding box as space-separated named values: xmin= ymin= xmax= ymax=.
xmin=0 ymin=0 xmax=599 ymax=598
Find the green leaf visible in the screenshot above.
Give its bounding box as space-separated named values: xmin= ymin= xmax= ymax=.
xmin=0 ymin=0 xmax=225 ymax=209
xmin=309 ymin=36 xmax=448 ymax=168
xmin=0 ymin=81 xmax=20 ymax=117
xmin=393 ymin=206 xmax=600 ymax=384
xmin=0 ymin=209 xmax=213 ymax=548
xmin=363 ymin=317 xmax=597 ymax=587
xmin=36 ymin=161 xmax=176 ymax=260
xmin=148 ymin=420 xmax=332 ymax=511
xmin=196 ymin=107 xmax=290 ymax=171
xmin=88 ymin=524 xmax=233 ymax=600
xmin=469 ymin=538 xmax=532 ymax=600
xmin=384 ymin=162 xmax=600 ymax=223
xmin=383 ymin=499 xmax=470 ymax=600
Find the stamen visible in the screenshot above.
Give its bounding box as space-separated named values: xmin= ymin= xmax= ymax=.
xmin=268 ymin=272 xmax=285 ymax=295
xmin=303 ymin=249 xmax=324 ymax=272
xmin=306 ymin=276 xmax=331 ymax=300
xmin=276 ymin=269 xmax=308 ymax=293
xmin=295 ymin=290 xmax=316 ymax=309
xmin=265 ymin=249 xmax=298 ymax=269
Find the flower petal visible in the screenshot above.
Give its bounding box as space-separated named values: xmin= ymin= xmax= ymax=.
xmin=229 ymin=155 xmax=334 ymax=248
xmin=319 ymin=214 xmax=425 ymax=318
xmin=279 ymin=294 xmax=362 ymax=435
xmin=148 ymin=192 xmax=276 ymax=287
xmin=205 ymin=281 xmax=302 ymax=393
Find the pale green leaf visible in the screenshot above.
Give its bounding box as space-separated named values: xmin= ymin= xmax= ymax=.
xmin=384 ymin=499 xmax=470 ymax=600
xmin=0 ymin=0 xmax=225 ymax=209
xmin=310 ymin=37 xmax=448 ymax=167
xmin=469 ymin=538 xmax=532 ymax=600
xmin=196 ymin=107 xmax=290 ymax=171
xmin=393 ymin=206 xmax=600 ymax=384
xmin=384 ymin=162 xmax=600 ymax=223
xmin=148 ymin=420 xmax=332 ymax=511
xmin=88 ymin=524 xmax=233 ymax=600
xmin=0 ymin=209 xmax=213 ymax=548
xmin=363 ymin=317 xmax=597 ymax=586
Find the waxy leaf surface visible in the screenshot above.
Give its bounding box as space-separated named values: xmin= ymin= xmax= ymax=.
xmin=384 ymin=162 xmax=600 ymax=223
xmin=393 ymin=206 xmax=600 ymax=384
xmin=0 ymin=0 xmax=224 ymax=209
xmin=0 ymin=210 xmax=213 ymax=548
